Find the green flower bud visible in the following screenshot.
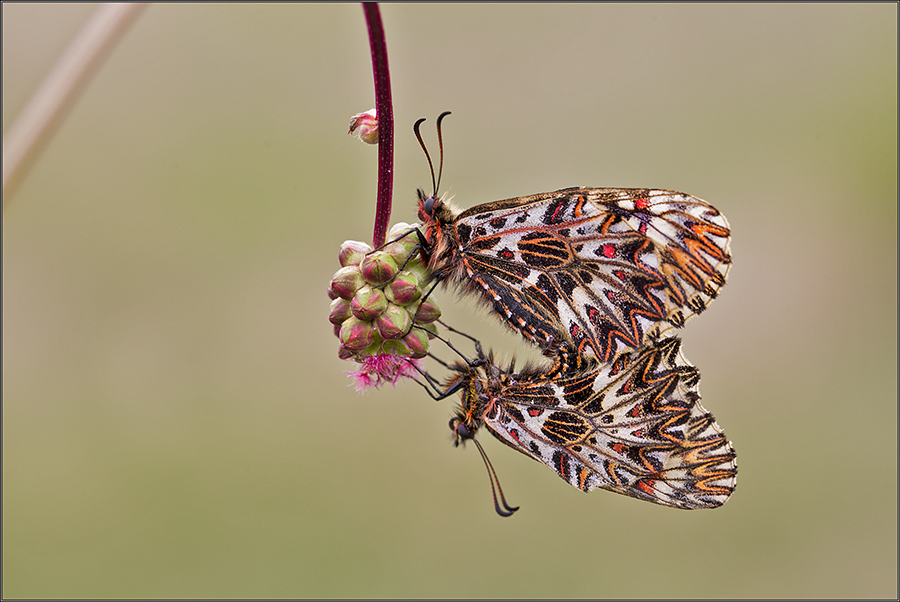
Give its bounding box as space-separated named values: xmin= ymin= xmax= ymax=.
xmin=387 ymin=222 xmax=420 ymax=240
xmin=383 ymin=240 xmax=420 ymax=268
xmin=384 ymin=271 xmax=422 ymax=306
xmin=381 ymin=339 xmax=414 ymax=357
xmin=405 ymin=260 xmax=432 ymax=286
xmin=331 ymin=265 xmax=363 ymax=300
xmin=339 ymin=240 xmax=374 ymax=267
xmin=329 ymin=298 xmax=352 ymax=325
xmin=415 ymin=297 xmax=442 ymax=323
xmin=382 ymin=223 xmax=422 ymax=266
xmin=402 ymin=328 xmax=429 ymax=359
xmin=360 ymin=251 xmax=399 ymax=286
xmin=350 ymin=285 xmax=387 ymax=321
xmin=375 ymin=302 xmax=413 ymax=340
xmin=357 ymin=330 xmax=386 ymax=358
xmin=339 ymin=316 xmax=374 ymax=351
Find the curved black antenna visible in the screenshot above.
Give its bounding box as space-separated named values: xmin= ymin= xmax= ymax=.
xmin=413 ymin=117 xmax=437 ymax=196
xmin=434 ymin=111 xmax=451 ymax=195
xmin=472 ymin=438 xmax=519 ymax=517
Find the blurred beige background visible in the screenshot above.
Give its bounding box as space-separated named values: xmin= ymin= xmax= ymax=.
xmin=3 ymin=3 xmax=896 ymax=599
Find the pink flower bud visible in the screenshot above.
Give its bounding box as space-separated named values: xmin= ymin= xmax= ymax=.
xmin=348 ymin=109 xmax=378 ymax=144
xmin=330 ymin=265 xmax=363 ymax=300
xmin=387 ymin=222 xmax=420 ymax=241
xmin=339 ymin=317 xmax=374 ymax=351
xmin=384 ymin=271 xmax=421 ymax=306
xmin=339 ymin=240 xmax=374 ymax=267
xmin=383 ymin=223 xmax=422 ymax=265
xmin=414 ymin=298 xmax=442 ymax=323
xmin=402 ymin=328 xmax=429 ymax=359
xmin=358 ymin=341 xmax=385 ymax=358
xmin=405 ymin=261 xmax=431 ymax=286
xmin=360 ymin=251 xmax=399 ymax=286
xmin=329 ymin=298 xmax=352 ymax=325
xmin=382 ymin=240 xmax=420 ymax=267
xmin=381 ymin=339 xmax=413 ymax=357
xmin=375 ymin=303 xmax=412 ymax=339
xmin=350 ymin=285 xmax=388 ymax=321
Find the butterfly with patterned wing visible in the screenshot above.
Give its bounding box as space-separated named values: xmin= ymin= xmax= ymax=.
xmin=435 ymin=335 xmax=737 ymax=513
xmin=415 ymin=113 xmax=731 ymax=364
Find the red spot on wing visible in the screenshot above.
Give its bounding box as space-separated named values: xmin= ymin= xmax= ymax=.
xmin=635 ymin=197 xmax=649 ymax=210
xmin=527 ymin=407 xmax=542 ymax=417
xmin=602 ymin=244 xmax=615 ymax=258
xmin=552 ymin=205 xmax=564 ymax=222
xmin=636 ymin=479 xmax=656 ymax=495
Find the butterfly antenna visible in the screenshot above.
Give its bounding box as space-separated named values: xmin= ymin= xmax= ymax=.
xmin=434 ymin=111 xmax=451 ymax=196
xmin=413 ymin=117 xmax=438 ymax=197
xmin=472 ymin=438 xmax=519 ymax=517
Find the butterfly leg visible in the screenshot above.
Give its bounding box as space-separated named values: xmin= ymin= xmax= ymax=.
xmin=404 ymin=357 xmax=468 ymax=401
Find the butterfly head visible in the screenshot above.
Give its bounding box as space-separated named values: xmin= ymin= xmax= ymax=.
xmin=416 ymin=188 xmax=440 ymax=220
xmin=449 ymin=413 xmax=473 ymax=447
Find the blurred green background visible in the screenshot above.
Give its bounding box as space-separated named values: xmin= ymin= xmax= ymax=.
xmin=3 ymin=4 xmax=896 ymax=599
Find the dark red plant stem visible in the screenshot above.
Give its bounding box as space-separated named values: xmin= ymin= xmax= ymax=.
xmin=363 ymin=3 xmax=394 ymax=248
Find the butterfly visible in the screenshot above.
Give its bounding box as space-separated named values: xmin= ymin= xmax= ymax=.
xmin=414 ymin=113 xmax=731 ymax=364
xmin=436 ymin=334 xmax=737 ymax=513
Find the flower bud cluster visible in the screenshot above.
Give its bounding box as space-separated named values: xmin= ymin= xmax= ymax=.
xmin=328 ymin=223 xmax=440 ymax=361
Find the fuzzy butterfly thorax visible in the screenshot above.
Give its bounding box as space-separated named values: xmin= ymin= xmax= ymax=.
xmin=416 ymin=189 xmax=465 ymax=280
xmin=446 ymin=348 xmax=507 ymax=441
xmin=416 ymin=186 xmax=731 ymax=364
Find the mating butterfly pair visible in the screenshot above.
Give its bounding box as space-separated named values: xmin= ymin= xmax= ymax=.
xmin=411 ymin=112 xmax=736 ymax=513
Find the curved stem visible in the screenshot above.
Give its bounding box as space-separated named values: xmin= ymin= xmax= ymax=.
xmin=2 ymin=3 xmax=148 ymax=208
xmin=362 ymin=3 xmax=394 ymax=247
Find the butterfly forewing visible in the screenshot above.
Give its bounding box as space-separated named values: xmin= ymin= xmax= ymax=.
xmin=420 ymin=187 xmax=731 ymax=362
xmin=452 ymin=336 xmax=737 ymax=509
